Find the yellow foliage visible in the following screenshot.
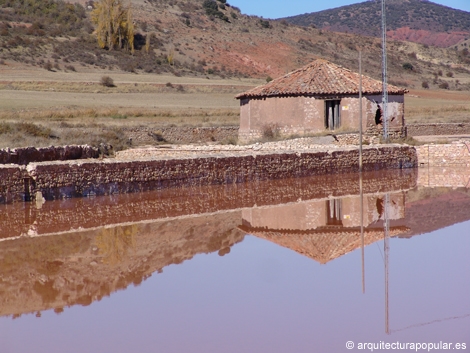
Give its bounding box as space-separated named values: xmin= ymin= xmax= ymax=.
xmin=91 ymin=0 xmax=135 ymax=52
xmin=167 ymin=46 xmax=175 ymax=66
xmin=95 ymin=225 xmax=137 ymax=265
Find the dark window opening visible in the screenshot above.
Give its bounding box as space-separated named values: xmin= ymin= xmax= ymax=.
xmin=326 ymin=199 xmax=343 ymax=226
xmin=375 ymin=103 xmax=383 ymax=125
xmin=325 ymin=100 xmax=341 ymax=130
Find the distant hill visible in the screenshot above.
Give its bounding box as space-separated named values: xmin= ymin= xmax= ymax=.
xmin=1 ymin=0 xmax=470 ymax=91
xmin=283 ymin=0 xmax=470 ymax=48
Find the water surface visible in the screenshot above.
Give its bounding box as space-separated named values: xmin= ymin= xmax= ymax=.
xmin=1 ymin=168 xmax=469 ymax=352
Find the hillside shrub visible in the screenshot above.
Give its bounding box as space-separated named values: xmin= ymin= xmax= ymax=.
xmin=439 ymin=81 xmax=449 ymax=89
xmin=259 ymin=19 xmax=271 ymax=29
xmin=421 ymin=81 xmax=429 ymax=89
xmin=202 ymin=0 xmax=228 ymax=21
xmin=0 ymin=0 xmax=88 ymax=36
xmin=100 ymin=76 xmax=115 ymax=87
xmin=43 ymin=61 xmax=53 ymax=71
xmin=402 ymin=62 xmax=413 ymax=71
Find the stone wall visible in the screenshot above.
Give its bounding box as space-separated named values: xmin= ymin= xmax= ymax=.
xmin=415 ymin=141 xmax=470 ymax=167
xmin=417 ymin=167 xmax=470 ymax=189
xmin=0 ymin=165 xmax=28 ymax=203
xmin=125 ymin=126 xmax=239 ymax=145
xmin=0 ymin=145 xmax=100 ymax=165
xmin=0 ymin=168 xmax=417 ymax=237
xmin=407 ymin=123 xmax=470 ymax=136
xmin=0 ymin=145 xmax=415 ymax=202
xmin=238 ymin=95 xmax=406 ymax=144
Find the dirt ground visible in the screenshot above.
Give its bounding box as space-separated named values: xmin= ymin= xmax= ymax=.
xmin=1 ymin=65 xmax=469 ymax=150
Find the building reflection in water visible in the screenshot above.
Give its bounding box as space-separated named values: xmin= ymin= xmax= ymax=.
xmin=239 ymin=192 xmax=406 ymax=265
xmin=0 ymin=167 xmax=469 ymax=335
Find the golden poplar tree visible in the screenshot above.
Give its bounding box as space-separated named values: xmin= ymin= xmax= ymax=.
xmin=91 ymin=0 xmax=134 ymax=52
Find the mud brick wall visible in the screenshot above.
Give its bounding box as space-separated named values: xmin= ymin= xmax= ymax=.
xmin=0 ymin=145 xmax=99 ymax=165
xmin=125 ymin=126 xmax=239 ymax=145
xmin=415 ymin=142 xmax=470 ymax=167
xmin=408 ymin=123 xmax=470 ymax=136
xmin=23 ymin=146 xmax=417 ymax=201
xmin=0 ymin=165 xmax=28 ymax=203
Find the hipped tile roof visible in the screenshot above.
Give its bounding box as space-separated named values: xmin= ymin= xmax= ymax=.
xmin=239 ymin=225 xmax=410 ymax=264
xmin=236 ymin=59 xmax=408 ymax=99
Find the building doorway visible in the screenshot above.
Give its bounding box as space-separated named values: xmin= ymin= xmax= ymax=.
xmin=326 ymin=199 xmax=343 ymax=226
xmin=325 ymin=100 xmax=341 ymax=130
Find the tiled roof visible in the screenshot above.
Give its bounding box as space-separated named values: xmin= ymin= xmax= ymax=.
xmin=239 ymin=224 xmax=409 ymax=264
xmin=236 ymin=59 xmax=408 ymax=99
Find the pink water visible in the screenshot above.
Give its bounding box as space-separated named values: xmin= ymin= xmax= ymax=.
xmin=0 ymin=170 xmax=469 ymax=352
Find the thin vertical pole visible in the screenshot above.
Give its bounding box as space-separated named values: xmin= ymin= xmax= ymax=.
xmin=382 ymin=0 xmax=389 ymax=142
xmin=359 ymin=50 xmax=363 ymax=171
xmin=359 ymin=49 xmax=365 ymax=294
xmin=360 ymin=172 xmax=365 ymax=294
xmin=384 ymin=193 xmax=390 ymax=334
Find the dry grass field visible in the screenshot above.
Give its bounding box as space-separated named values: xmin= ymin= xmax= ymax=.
xmin=406 ymin=89 xmax=470 ymax=124
xmin=0 ymin=67 xmax=260 ymax=149
xmin=1 ymin=65 xmax=469 ymax=150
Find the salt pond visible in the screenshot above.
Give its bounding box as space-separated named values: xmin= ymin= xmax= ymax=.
xmin=0 ymin=168 xmax=469 ymax=352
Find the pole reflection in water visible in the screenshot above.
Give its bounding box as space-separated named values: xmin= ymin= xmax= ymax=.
xmin=384 ymin=193 xmax=390 ymax=335
xmin=360 ymin=170 xmax=365 ymax=294
xmin=0 ymin=167 xmax=469 ymax=352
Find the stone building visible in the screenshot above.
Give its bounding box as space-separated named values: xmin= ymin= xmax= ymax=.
xmin=236 ymin=59 xmax=408 ymax=143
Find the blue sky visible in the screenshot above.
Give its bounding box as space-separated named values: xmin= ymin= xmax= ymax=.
xmin=228 ymin=0 xmax=470 ymax=19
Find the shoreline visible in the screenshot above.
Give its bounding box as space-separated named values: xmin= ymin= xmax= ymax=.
xmin=1 ymin=141 xmax=417 ymax=203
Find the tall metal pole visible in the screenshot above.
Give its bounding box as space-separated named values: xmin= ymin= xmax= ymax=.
xmin=359 ymin=50 xmax=365 ymax=294
xmin=359 ymin=50 xmax=363 ymax=171
xmin=381 ymin=0 xmax=389 ymax=142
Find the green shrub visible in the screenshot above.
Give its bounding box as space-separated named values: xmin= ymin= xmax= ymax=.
xmin=202 ymin=0 xmax=228 ymax=21
xmin=260 ymin=19 xmax=271 ymax=29
xmin=402 ymin=62 xmax=413 ymax=71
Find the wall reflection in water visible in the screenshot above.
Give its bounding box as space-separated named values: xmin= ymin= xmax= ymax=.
xmin=0 ymin=167 xmax=469 ymax=329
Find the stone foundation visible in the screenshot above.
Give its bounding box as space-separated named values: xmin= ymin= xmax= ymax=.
xmin=0 ymin=145 xmax=417 ymax=203
xmin=417 ymin=167 xmax=470 ymax=189
xmin=415 ymin=141 xmax=470 ymax=167
xmin=0 ymin=145 xmax=100 ymax=165
xmin=125 ymin=126 xmax=239 ymax=145
xmin=408 ymin=123 xmax=470 ymax=136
